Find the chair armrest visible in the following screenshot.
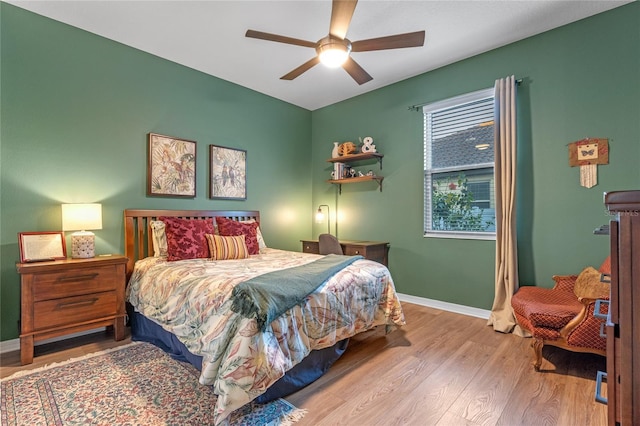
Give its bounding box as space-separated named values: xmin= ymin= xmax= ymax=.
xmin=551 ymin=274 xmax=579 ymax=293
xmin=560 ymin=296 xmax=608 ymax=339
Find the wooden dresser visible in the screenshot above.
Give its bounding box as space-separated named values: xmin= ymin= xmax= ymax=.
xmin=16 ymin=255 xmax=128 ymax=365
xmin=603 ymin=190 xmax=640 ymax=425
xmin=301 ymin=239 xmax=389 ymax=266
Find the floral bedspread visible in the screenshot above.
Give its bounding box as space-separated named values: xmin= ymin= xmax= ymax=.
xmin=126 ymin=248 xmax=405 ymax=425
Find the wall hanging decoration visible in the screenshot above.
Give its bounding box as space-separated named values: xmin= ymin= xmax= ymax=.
xmin=147 ymin=133 xmax=196 ymax=197
xmin=209 ymin=145 xmax=247 ymax=200
xmin=338 ymin=141 xmax=356 ymax=156
xmin=568 ymin=138 xmax=609 ymax=188
xmin=360 ymin=136 xmax=377 ymax=153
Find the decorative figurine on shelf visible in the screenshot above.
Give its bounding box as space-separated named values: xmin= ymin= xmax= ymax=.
xmin=367 ymin=170 xmax=374 ymax=176
xmin=338 ymin=142 xmax=357 ymax=156
xmin=358 ymin=171 xmax=365 ymax=177
xmin=361 ymin=136 xmax=376 ymax=153
xmin=349 ymin=168 xmax=357 ymax=178
xmin=332 ymin=142 xmax=340 ymax=158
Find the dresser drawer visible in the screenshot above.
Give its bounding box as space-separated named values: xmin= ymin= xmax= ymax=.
xmin=32 ymin=265 xmax=118 ymax=301
xmin=33 ymin=291 xmax=117 ymax=330
xmin=343 ymin=245 xmax=365 ymax=256
xmin=343 ymin=244 xmax=387 ymax=265
xmin=302 ymin=241 xmax=320 ymax=254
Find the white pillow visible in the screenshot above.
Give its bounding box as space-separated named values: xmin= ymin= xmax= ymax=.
xmin=150 ymin=220 xmax=168 ymax=257
xmin=240 ymin=219 xmax=267 ymax=250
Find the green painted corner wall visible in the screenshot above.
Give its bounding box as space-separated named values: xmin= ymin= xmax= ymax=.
xmin=0 ymin=4 xmax=312 ymax=341
xmin=310 ymin=3 xmax=640 ymax=308
xmin=1 ymin=3 xmax=639 ymax=343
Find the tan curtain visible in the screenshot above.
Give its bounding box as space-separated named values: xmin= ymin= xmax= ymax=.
xmin=487 ymin=75 xmax=525 ymax=335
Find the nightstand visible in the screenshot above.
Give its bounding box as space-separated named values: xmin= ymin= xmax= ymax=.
xmin=301 ymin=239 xmax=389 ymax=266
xmin=16 ymin=255 xmax=128 ymax=365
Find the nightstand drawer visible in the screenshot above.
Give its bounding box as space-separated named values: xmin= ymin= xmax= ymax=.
xmin=17 ymin=255 xmax=128 ymax=364
xmin=32 ymin=265 xmax=118 ymax=301
xmin=33 ymin=291 xmax=117 ymax=330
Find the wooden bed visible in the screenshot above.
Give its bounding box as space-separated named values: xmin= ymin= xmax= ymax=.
xmin=123 ymin=209 xmax=259 ymax=279
xmin=123 ymin=208 xmax=405 ymax=424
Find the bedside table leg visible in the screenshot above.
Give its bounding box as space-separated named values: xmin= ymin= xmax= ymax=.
xmin=113 ymin=316 xmax=125 ymax=341
xmin=20 ymin=335 xmax=34 ymax=365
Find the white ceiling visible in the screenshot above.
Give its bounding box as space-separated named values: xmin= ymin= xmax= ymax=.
xmin=6 ymin=0 xmax=632 ymax=110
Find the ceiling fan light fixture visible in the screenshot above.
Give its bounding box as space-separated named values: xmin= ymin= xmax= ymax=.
xmin=317 ymin=37 xmax=351 ymax=68
xmin=245 ymin=1 xmax=425 ymax=84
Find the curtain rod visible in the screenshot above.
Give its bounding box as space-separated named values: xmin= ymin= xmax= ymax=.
xmin=407 ymin=78 xmax=523 ymax=111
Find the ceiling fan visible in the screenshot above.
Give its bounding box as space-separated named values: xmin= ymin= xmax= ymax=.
xmin=245 ymin=0 xmax=425 ymax=85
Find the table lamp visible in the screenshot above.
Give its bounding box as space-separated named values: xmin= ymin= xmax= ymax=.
xmin=61 ymin=203 xmax=102 ymax=258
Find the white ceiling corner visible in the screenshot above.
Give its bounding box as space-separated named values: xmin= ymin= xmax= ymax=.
xmin=6 ymin=0 xmax=633 ymax=110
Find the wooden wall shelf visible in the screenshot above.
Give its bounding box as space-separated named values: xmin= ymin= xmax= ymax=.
xmin=326 ymin=176 xmax=384 ymax=194
xmin=326 ymin=152 xmax=384 ymax=194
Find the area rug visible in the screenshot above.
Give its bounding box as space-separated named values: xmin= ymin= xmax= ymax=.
xmin=1 ymin=341 xmax=305 ymax=426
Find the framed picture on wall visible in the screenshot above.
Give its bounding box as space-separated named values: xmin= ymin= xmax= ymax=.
xmin=147 ymin=133 xmax=197 ymax=198
xmin=209 ymin=145 xmax=247 ymax=200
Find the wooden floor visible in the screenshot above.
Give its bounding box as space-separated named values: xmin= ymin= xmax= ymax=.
xmin=1 ymin=302 xmax=607 ymax=425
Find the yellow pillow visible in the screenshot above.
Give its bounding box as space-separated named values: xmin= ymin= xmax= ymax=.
xmin=205 ymin=234 xmax=249 ymax=260
xmin=574 ymin=266 xmax=609 ymax=299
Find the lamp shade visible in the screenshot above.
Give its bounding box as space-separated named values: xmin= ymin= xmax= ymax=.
xmin=62 ymin=203 xmax=102 ymax=231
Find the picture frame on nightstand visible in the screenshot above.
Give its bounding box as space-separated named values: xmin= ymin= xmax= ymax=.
xmin=18 ymin=231 xmax=67 ymax=263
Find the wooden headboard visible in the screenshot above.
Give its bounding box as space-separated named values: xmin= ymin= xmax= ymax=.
xmin=123 ymin=209 xmax=260 ymax=278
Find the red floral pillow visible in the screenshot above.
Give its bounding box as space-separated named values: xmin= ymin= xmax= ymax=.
xmin=215 ymin=217 xmax=260 ymax=255
xmin=159 ymin=217 xmax=215 ymax=261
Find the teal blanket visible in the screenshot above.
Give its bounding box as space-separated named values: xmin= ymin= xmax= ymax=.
xmin=230 ymin=254 xmax=363 ymax=331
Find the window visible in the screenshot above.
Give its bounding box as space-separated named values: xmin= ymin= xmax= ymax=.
xmin=423 ymin=88 xmax=496 ymax=239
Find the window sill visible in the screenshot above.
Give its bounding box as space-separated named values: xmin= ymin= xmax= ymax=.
xmin=424 ymin=231 xmax=496 ymax=241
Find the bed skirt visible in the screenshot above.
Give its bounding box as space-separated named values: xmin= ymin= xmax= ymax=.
xmin=129 ymin=309 xmax=349 ymax=403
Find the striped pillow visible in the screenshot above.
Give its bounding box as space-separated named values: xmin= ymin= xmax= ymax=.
xmin=205 ymin=234 xmax=249 ymax=260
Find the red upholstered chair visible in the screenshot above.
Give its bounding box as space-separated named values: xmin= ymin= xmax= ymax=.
xmin=511 ymin=257 xmax=611 ymax=370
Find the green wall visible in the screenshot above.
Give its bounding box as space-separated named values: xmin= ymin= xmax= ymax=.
xmin=2 ymin=3 xmax=639 ymax=342
xmin=310 ymin=3 xmax=640 ymax=308
xmin=0 ymin=4 xmax=312 ymax=341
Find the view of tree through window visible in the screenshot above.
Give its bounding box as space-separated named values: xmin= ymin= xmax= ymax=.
xmin=423 ymin=88 xmax=496 ymax=237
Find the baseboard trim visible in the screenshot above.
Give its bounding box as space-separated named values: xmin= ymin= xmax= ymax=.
xmin=397 ymin=293 xmax=491 ymax=319
xmin=0 ymin=327 xmax=106 ymax=355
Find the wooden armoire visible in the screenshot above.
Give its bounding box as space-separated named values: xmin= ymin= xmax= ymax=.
xmin=602 ymin=190 xmax=640 ymax=425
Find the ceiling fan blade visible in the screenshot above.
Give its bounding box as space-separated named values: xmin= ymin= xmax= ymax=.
xmin=342 ymin=56 xmax=372 ymax=85
xmin=245 ymin=29 xmax=316 ymax=48
xmin=329 ymin=0 xmax=358 ymax=39
xmin=351 ymin=31 xmax=426 ymax=52
xmin=281 ymin=57 xmax=321 ymax=80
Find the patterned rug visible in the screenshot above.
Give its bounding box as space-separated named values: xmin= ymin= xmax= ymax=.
xmin=1 ymin=342 xmax=305 ymax=425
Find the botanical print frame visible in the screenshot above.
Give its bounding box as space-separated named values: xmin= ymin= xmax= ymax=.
xmin=147 ymin=133 xmax=197 ymax=198
xmin=18 ymin=231 xmax=67 ymax=263
xmin=209 ymin=145 xmax=247 ymax=200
